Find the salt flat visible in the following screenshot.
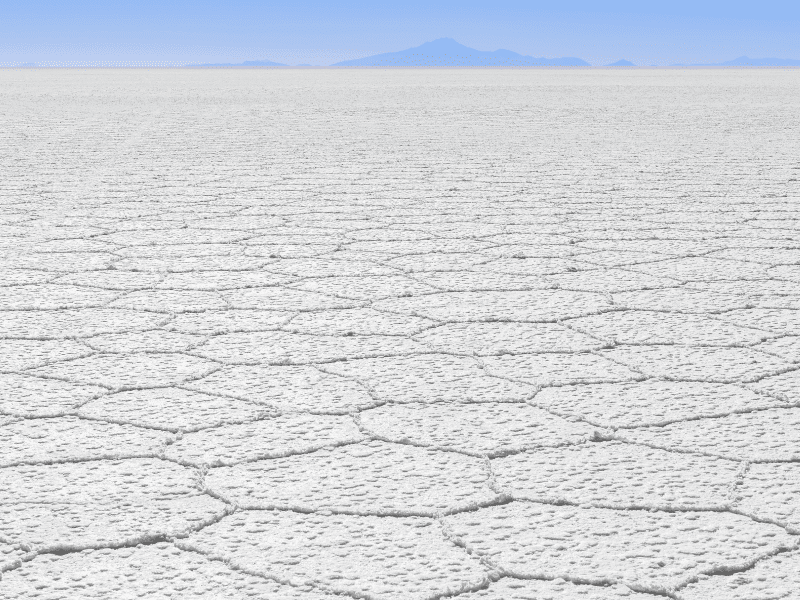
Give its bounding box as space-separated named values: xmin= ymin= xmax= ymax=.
xmin=0 ymin=68 xmax=799 ymax=599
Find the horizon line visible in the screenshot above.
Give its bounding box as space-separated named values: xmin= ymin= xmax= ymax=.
xmin=4 ymin=65 xmax=800 ymax=69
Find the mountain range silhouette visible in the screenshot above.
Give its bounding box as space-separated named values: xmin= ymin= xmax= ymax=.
xmin=673 ymin=56 xmax=800 ymax=66
xmin=332 ymin=38 xmax=589 ymax=66
xmin=184 ymin=42 xmax=800 ymax=68
xmin=193 ymin=59 xmax=285 ymax=67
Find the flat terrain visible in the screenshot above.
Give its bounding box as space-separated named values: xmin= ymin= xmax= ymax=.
xmin=1 ymin=68 xmax=799 ymax=599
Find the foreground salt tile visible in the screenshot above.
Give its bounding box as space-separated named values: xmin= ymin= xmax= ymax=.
xmin=192 ymin=331 xmax=423 ymax=365
xmin=4 ymin=252 xmax=115 ymax=272
xmin=444 ymin=503 xmax=794 ymax=593
xmin=325 ymin=354 xmax=535 ymax=404
xmin=156 ymin=269 xmax=294 ymax=291
xmin=0 ymin=543 xmax=339 ymax=600
xmin=546 ymin=269 xmax=676 ymax=293
xmin=98 ymin=228 xmax=250 ymax=246
xmin=290 ymin=275 xmax=439 ymax=301
xmin=166 ymin=309 xmax=293 ymax=335
xmin=456 ymin=577 xmax=664 ymax=599
xmin=286 ymin=307 xmax=435 ymax=336
xmin=0 ymin=308 xmax=168 ymax=339
xmin=481 ymin=243 xmax=582 ymax=260
xmin=737 ymin=463 xmax=800 ymax=532
xmin=29 ymin=353 xmax=219 ymax=389
xmin=245 ymin=243 xmax=341 ymax=258
xmin=0 ymin=540 xmax=27 ymax=574
xmin=0 ymin=339 xmax=90 ymax=372
xmin=769 ymin=264 xmax=800 ymax=282
xmin=494 ymin=441 xmax=737 ymax=510
xmin=244 ymin=231 xmax=345 ymax=246
xmin=571 ymin=250 xmax=667 ymax=268
xmin=718 ymin=308 xmax=800 ymax=335
xmin=752 ymin=336 xmax=800 ymax=363
xmin=678 ymin=550 xmax=800 ymax=600
xmin=414 ymin=322 xmax=603 ymax=355
xmin=384 ymin=252 xmax=491 ymax=272
xmin=689 ymin=278 xmax=800 ymax=298
xmin=256 ymin=257 xmax=396 ymax=277
xmin=345 ymin=227 xmax=432 ymax=242
xmin=612 ymin=287 xmax=750 ymax=313
xmin=567 ymin=310 xmax=773 ymax=346
xmin=53 ymin=269 xmax=163 ymax=290
xmin=412 ymin=271 xmax=549 ymax=291
xmin=628 ymin=257 xmax=769 ymax=281
xmin=534 ymin=381 xmax=786 ymax=428
xmin=114 ymin=243 xmax=245 ymax=259
xmin=185 ymin=365 xmax=376 ymax=412
xmin=360 ymin=402 xmax=592 ymax=455
xmin=748 ymin=369 xmax=800 ymax=401
xmin=0 ymin=460 xmax=225 ymax=549
xmin=0 ymin=283 xmax=119 ymax=309
xmin=222 ymin=286 xmax=360 ymax=310
xmin=0 ymin=458 xmax=203 ymax=504
xmin=372 ymin=289 xmax=611 ymax=321
xmin=195 ymin=214 xmax=283 ymax=229
xmin=483 ymin=353 xmax=639 ymax=386
xmin=114 ymin=255 xmax=270 ymax=272
xmin=733 ymin=293 xmax=800 ymax=309
xmin=182 ymin=511 xmax=490 ymax=599
xmin=84 ymin=330 xmax=204 ymax=353
xmin=352 ymin=238 xmax=493 ymax=255
xmin=109 ymin=289 xmax=228 ymax=313
xmin=0 ymin=373 xmax=105 ymax=418
xmin=481 ymin=232 xmax=572 ymax=245
xmin=481 ymin=257 xmax=588 ymax=276
xmin=708 ymin=247 xmax=800 ymax=265
xmin=599 ymin=346 xmax=791 ymax=382
xmin=165 ymin=414 xmax=364 ymax=466
xmin=0 ymin=417 xmax=169 ymax=466
xmin=576 ymin=239 xmax=721 ymax=256
xmin=206 ymin=440 xmax=497 ymax=515
xmin=78 ymin=387 xmax=264 ymax=432
xmin=619 ymin=408 xmax=800 ymax=461
xmin=0 ymin=269 xmax=54 ymax=286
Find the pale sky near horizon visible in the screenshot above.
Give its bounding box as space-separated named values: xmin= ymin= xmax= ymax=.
xmin=3 ymin=0 xmax=799 ymax=66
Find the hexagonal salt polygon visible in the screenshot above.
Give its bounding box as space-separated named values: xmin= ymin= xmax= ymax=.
xmin=534 ymin=381 xmax=788 ymax=428
xmin=493 ymin=441 xmax=737 ymax=510
xmin=0 ymin=544 xmax=340 ymax=600
xmin=165 ymin=413 xmax=364 ymax=466
xmin=185 ymin=365 xmax=376 ymax=413
xmin=444 ymin=503 xmax=794 ymax=592
xmin=360 ymin=402 xmax=592 ymax=456
xmin=182 ymin=511 xmax=491 ymax=599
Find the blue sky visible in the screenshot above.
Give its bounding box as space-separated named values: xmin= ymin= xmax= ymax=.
xmin=3 ymin=0 xmax=799 ymax=66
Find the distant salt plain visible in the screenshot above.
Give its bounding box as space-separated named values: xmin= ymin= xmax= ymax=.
xmin=0 ymin=68 xmax=799 ymax=599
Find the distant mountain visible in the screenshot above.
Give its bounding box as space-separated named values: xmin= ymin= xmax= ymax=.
xmin=671 ymin=56 xmax=800 ymax=66
xmin=717 ymin=56 xmax=800 ymax=66
xmin=333 ymin=38 xmax=589 ymax=66
xmin=607 ymin=59 xmax=635 ymax=66
xmin=191 ymin=59 xmax=285 ymax=67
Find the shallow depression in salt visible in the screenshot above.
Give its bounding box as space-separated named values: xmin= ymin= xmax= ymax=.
xmin=1 ymin=68 xmax=799 ymax=599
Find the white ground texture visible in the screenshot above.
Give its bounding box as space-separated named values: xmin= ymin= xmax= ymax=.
xmin=0 ymin=68 xmax=799 ymax=599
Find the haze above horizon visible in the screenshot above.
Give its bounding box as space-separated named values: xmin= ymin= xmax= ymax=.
xmin=3 ymin=1 xmax=799 ymax=67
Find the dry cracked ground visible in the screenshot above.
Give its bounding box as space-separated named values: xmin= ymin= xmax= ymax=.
xmin=0 ymin=68 xmax=799 ymax=599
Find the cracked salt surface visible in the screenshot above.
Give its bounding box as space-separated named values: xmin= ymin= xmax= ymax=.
xmin=1 ymin=68 xmax=799 ymax=599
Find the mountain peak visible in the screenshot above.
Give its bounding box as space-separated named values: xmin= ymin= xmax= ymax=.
xmin=333 ymin=39 xmax=589 ymax=66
